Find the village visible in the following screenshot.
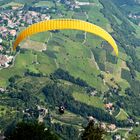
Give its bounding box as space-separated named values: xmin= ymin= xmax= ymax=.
xmin=0 ymin=4 xmax=51 ymax=69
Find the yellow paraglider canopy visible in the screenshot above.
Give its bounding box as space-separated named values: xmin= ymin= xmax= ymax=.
xmin=13 ymin=19 xmax=118 ymax=56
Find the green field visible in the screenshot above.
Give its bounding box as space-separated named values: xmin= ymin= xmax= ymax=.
xmin=132 ymin=126 xmax=140 ymax=135
xmin=48 ymin=32 xmax=108 ymax=91
xmin=130 ymin=21 xmax=140 ymax=39
xmin=72 ymin=92 xmax=105 ymax=109
xmin=0 ymin=105 xmax=16 ymax=117
xmin=116 ymin=108 xmax=128 ymax=120
xmin=1 ymin=2 xmax=23 ymax=8
xmin=0 ymin=50 xmax=56 ymax=87
xmin=0 ymin=51 xmax=34 ymax=87
xmin=51 ymin=109 xmax=84 ymax=127
xmin=30 ymin=32 xmax=50 ymax=43
xmin=33 ymin=1 xmax=54 ymax=8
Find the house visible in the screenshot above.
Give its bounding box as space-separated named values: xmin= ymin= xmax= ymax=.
xmin=0 ymin=88 xmax=5 ymax=93
xmin=37 ymin=106 xmax=48 ymax=122
xmin=108 ymin=124 xmax=116 ymax=131
xmin=90 ymin=90 xmax=97 ymax=96
xmin=100 ymin=122 xmax=106 ymax=129
xmin=87 ymin=116 xmax=98 ymax=123
xmin=12 ymin=6 xmax=19 ymax=10
xmin=0 ymin=27 xmax=8 ymax=33
xmin=135 ymin=121 xmax=140 ymax=126
xmin=113 ymin=134 xmax=121 ymax=140
xmin=0 ymin=55 xmax=13 ymax=68
xmin=128 ymin=119 xmax=134 ymax=124
xmin=9 ymin=30 xmax=17 ymax=36
xmin=105 ymin=103 xmax=113 ymax=109
xmin=8 ymin=24 xmax=15 ymax=29
xmin=87 ymin=116 xmax=94 ymax=122
xmin=0 ymin=55 xmax=8 ymax=67
xmin=29 ymin=11 xmax=38 ymax=16
xmin=0 ymin=38 xmax=2 ymax=43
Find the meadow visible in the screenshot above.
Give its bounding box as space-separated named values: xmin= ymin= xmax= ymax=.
xmin=72 ymin=92 xmax=105 ymax=109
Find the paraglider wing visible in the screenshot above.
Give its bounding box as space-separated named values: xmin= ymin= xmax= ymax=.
xmin=13 ymin=19 xmax=118 ymax=56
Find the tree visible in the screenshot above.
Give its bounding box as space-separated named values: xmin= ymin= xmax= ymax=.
xmin=81 ymin=121 xmax=105 ymax=140
xmin=4 ymin=121 xmax=59 ymax=140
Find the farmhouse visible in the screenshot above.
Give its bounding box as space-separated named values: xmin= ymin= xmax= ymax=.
xmin=0 ymin=27 xmax=8 ymax=33
xmin=0 ymin=55 xmax=13 ymax=68
xmin=9 ymin=30 xmax=16 ymax=36
xmin=0 ymin=88 xmax=5 ymax=93
xmin=113 ymin=134 xmax=121 ymax=140
xmin=108 ymin=124 xmax=116 ymax=131
xmin=105 ymin=103 xmax=113 ymax=109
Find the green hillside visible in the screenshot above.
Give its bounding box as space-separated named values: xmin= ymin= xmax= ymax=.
xmin=0 ymin=0 xmax=140 ymax=139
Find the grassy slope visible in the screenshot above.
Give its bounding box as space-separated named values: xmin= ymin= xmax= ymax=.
xmin=33 ymin=1 xmax=54 ymax=8
xmin=48 ymin=32 xmax=106 ymax=91
xmin=132 ymin=126 xmax=140 ymax=135
xmin=51 ymin=109 xmax=85 ymax=127
xmin=0 ymin=50 xmax=56 ymax=87
xmin=72 ymin=92 xmax=105 ymax=109
xmin=0 ymin=2 xmax=23 ymax=8
xmin=116 ymin=108 xmax=128 ymax=121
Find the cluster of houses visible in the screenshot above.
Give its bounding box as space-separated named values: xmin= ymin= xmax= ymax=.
xmin=87 ymin=116 xmax=140 ymax=140
xmin=22 ymin=106 xmax=48 ymax=123
xmin=0 ymin=8 xmax=50 ymax=37
xmin=0 ymin=4 xmax=51 ymax=69
xmin=0 ymin=55 xmax=13 ymax=68
xmin=88 ymin=116 xmax=116 ymax=131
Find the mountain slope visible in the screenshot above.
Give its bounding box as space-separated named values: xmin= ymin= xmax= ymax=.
xmin=0 ymin=0 xmax=140 ymax=139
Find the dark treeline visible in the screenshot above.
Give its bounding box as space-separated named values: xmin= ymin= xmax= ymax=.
xmin=51 ymin=68 xmax=95 ymax=91
xmin=4 ymin=121 xmax=59 ymax=140
xmin=51 ymin=123 xmax=79 ymax=140
xmin=25 ymin=70 xmax=44 ymax=77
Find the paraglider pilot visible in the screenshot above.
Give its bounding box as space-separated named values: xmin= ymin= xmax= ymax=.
xmin=59 ymin=106 xmax=65 ymax=114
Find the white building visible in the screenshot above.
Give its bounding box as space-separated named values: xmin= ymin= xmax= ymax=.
xmin=114 ymin=134 xmax=121 ymax=140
